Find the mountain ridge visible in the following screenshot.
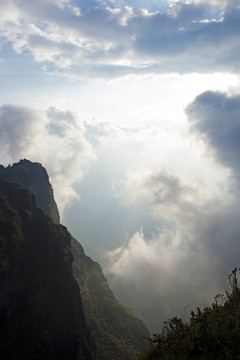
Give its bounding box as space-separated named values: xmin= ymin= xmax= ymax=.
xmin=0 ymin=159 xmax=150 ymax=360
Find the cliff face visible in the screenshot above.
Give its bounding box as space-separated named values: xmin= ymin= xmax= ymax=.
xmin=0 ymin=160 xmax=150 ymax=359
xmin=0 ymin=179 xmax=95 ymax=360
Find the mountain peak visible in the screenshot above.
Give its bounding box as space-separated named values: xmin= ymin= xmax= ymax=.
xmin=0 ymin=159 xmax=60 ymax=224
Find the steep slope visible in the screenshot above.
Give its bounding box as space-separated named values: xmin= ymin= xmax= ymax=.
xmin=0 ymin=179 xmax=95 ymax=360
xmin=72 ymin=237 xmax=150 ymax=360
xmin=0 ymin=160 xmax=150 ymax=359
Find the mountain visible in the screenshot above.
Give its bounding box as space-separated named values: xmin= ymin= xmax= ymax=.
xmin=0 ymin=179 xmax=95 ymax=360
xmin=72 ymin=237 xmax=149 ymax=360
xmin=0 ymin=159 xmax=150 ymax=359
xmin=0 ymin=160 xmax=60 ymax=224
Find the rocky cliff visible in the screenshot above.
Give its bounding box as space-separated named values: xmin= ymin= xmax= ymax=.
xmin=0 ymin=179 xmax=95 ymax=360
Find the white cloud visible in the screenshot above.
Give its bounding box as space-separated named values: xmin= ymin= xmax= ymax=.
xmin=103 ymin=88 xmax=240 ymax=330
xmin=0 ymin=0 xmax=240 ymax=79
xmin=116 ymin=170 xmax=214 ymax=223
xmin=1 ymin=0 xmax=240 ymax=334
xmin=105 ymin=166 xmax=240 ymax=330
xmin=105 ymin=224 xmax=223 ymax=330
xmin=0 ymin=104 xmax=96 ymax=213
xmin=0 ymin=105 xmax=44 ymax=159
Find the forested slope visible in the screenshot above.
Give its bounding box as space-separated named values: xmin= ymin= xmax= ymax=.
xmin=140 ymin=268 xmax=240 ymax=360
xmin=0 ymin=179 xmax=95 ymax=360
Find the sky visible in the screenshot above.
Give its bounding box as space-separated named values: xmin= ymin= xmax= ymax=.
xmin=1 ymin=0 xmax=240 ymax=331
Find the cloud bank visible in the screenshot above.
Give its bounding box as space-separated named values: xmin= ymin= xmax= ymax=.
xmin=1 ymin=0 xmax=240 ymax=78
xmin=0 ymin=104 xmax=96 ymax=213
xmin=104 ymin=90 xmax=240 ymax=330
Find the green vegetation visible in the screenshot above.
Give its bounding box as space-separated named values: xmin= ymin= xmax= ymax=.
xmin=140 ymin=268 xmax=240 ymax=360
xmin=72 ymin=237 xmax=150 ymax=360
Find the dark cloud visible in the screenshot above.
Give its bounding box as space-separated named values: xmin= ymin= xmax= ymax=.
xmin=145 ymin=172 xmax=187 ymax=204
xmin=186 ymin=91 xmax=240 ymax=176
xmin=133 ymin=5 xmax=240 ymax=72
